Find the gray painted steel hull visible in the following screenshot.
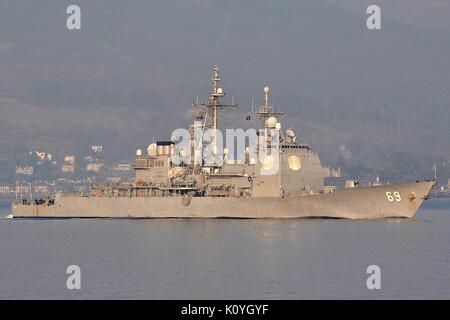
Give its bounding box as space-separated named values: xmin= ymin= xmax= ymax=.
xmin=11 ymin=181 xmax=434 ymax=219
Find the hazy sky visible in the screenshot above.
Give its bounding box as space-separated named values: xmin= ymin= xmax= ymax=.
xmin=0 ymin=0 xmax=449 ymax=169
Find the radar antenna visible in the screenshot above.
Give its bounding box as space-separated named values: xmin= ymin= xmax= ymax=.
xmin=188 ymin=65 xmax=238 ymax=164
xmin=248 ymin=86 xmax=285 ymax=129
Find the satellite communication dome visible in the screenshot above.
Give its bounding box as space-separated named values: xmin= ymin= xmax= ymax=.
xmin=266 ymin=116 xmax=277 ymax=128
xmin=147 ymin=143 xmax=157 ymax=156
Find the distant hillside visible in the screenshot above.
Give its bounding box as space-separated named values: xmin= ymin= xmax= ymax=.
xmin=1 ymin=0 xmax=449 ymax=184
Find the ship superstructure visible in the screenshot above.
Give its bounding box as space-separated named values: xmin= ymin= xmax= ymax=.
xmin=94 ymin=66 xmax=324 ymax=199
xmin=10 ymin=66 xmax=434 ymax=219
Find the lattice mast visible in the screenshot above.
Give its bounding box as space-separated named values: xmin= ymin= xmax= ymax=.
xmin=188 ymin=65 xmax=238 ymax=165
xmin=247 ymin=86 xmax=286 ymax=156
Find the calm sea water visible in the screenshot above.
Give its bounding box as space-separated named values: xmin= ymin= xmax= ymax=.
xmin=0 ymin=197 xmax=449 ymax=299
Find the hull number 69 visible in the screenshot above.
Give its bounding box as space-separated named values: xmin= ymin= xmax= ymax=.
xmin=386 ymin=191 xmax=401 ymax=202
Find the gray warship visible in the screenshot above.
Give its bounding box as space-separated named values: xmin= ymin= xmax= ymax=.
xmin=11 ymin=66 xmax=434 ymax=219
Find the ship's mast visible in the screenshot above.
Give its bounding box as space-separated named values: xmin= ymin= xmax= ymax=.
xmin=211 ymin=65 xmax=224 ymax=149
xmin=188 ymin=65 xmax=238 ymax=166
xmin=264 ymin=85 xmax=269 ymax=109
xmin=249 ymin=86 xmax=285 ymax=129
xmin=248 ymin=86 xmax=285 ymax=155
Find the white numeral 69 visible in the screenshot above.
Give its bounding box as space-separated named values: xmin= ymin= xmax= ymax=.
xmin=386 ymin=191 xmax=401 ymax=202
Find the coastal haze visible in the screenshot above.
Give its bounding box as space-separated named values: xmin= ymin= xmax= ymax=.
xmin=0 ymin=0 xmax=450 ymax=187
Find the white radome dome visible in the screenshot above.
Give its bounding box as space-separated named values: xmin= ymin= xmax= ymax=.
xmin=266 ymin=116 xmax=277 ymax=128
xmin=147 ymin=143 xmax=157 ymax=156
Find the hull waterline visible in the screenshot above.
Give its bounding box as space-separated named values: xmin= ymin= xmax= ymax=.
xmin=10 ymin=181 xmax=434 ymax=219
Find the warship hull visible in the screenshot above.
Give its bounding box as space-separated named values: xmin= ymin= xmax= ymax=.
xmin=10 ymin=181 xmax=434 ymax=219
